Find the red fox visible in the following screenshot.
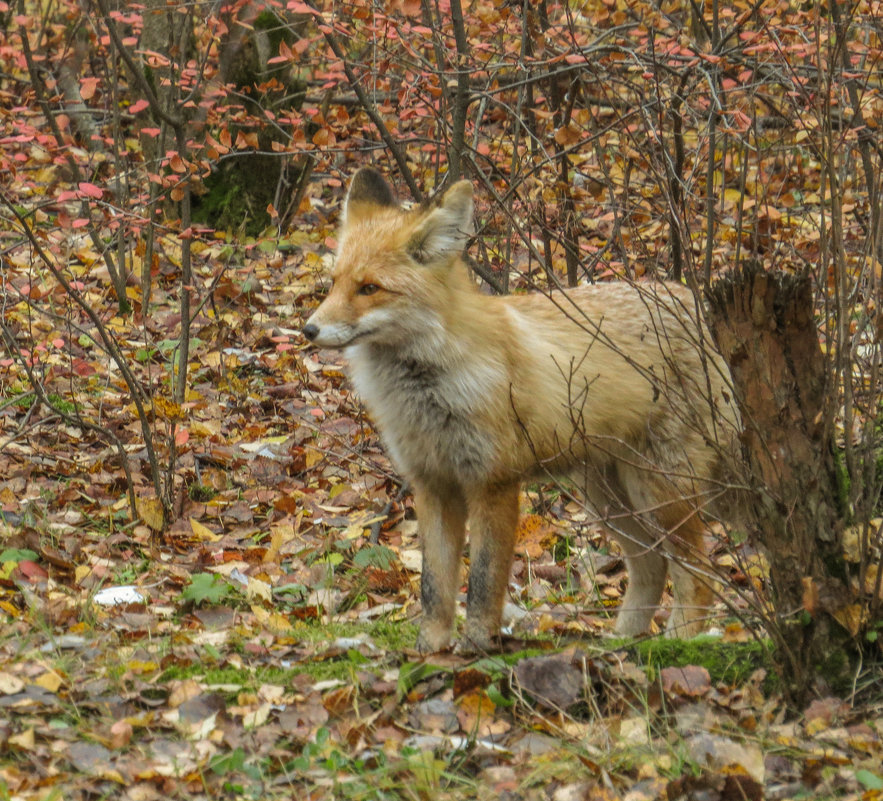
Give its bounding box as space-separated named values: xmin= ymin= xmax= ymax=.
xmin=303 ymin=168 xmax=739 ymax=652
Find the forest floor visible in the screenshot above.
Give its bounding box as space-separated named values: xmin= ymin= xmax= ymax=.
xmin=1 ymin=197 xmax=882 ymax=800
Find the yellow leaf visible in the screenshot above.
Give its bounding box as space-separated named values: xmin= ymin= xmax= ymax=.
xmin=137 ymin=497 xmax=165 ymax=532
xmin=328 ymin=482 xmax=351 ymax=500
xmin=251 ymin=605 xmax=290 ymax=633
xmin=864 ymin=563 xmax=882 ymax=599
xmin=127 ymin=660 xmax=159 ymax=675
xmin=34 ymin=670 xmax=64 ymax=693
xmin=8 ymin=729 xmax=34 ymax=750
xmin=515 ymin=514 xmax=558 ymax=559
xmin=537 ymin=613 xmax=558 ymax=633
xmin=246 ymin=577 xmax=272 ymax=603
xmin=344 ymin=517 xmax=377 ymax=539
xmin=202 ymin=351 xmax=221 ymax=369
xmin=832 ymin=603 xmax=863 ymax=636
xmin=269 ymin=523 xmax=298 ymax=545
xmin=722 ymin=187 xmax=745 ymax=207
xmin=190 ymin=419 xmax=221 ymax=437
xmin=190 ymin=517 xmax=220 ymax=542
xmin=842 ymin=524 xmax=863 ymax=563
xmin=304 ymin=446 xmax=323 ymax=469
xmin=169 ymin=679 xmax=202 ymax=708
xmin=153 ymin=396 xmax=184 ymax=421
xmin=0 ymin=600 xmax=20 ymax=617
xmin=843 ymin=518 xmax=880 ymax=563
xmin=243 ymin=702 xmax=272 ymax=729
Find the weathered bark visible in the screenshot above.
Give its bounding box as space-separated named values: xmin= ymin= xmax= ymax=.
xmin=194 ymin=8 xmax=309 ymax=234
xmin=706 ymin=263 xmax=855 ymax=705
xmin=138 ymin=0 xmax=193 ymax=163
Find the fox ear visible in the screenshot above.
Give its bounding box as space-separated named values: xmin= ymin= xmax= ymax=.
xmin=343 ymin=168 xmax=397 ymax=226
xmin=407 ymin=180 xmax=474 ymax=264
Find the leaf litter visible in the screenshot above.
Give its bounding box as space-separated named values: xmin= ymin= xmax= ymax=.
xmin=1 ymin=216 xmax=881 ymax=799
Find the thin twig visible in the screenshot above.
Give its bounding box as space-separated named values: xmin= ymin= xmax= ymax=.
xmin=369 ymin=481 xmax=411 ymax=545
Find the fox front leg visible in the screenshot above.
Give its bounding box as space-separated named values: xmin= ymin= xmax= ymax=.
xmin=461 ymin=483 xmax=520 ymax=652
xmin=414 ymin=484 xmax=467 ymax=653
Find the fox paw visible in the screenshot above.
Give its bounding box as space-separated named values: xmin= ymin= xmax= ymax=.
xmin=456 ymin=625 xmax=499 ymax=655
xmin=415 ymin=624 xmax=452 ymax=654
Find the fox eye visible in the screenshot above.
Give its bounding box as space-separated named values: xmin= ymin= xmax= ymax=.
xmin=357 ymin=283 xmax=381 ymax=296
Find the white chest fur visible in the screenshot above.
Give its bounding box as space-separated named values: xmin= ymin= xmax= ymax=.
xmin=347 ymin=343 xmax=505 ymax=482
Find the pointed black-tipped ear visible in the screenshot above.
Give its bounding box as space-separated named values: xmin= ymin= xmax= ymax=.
xmin=342 ymin=168 xmax=397 ymax=227
xmin=407 ymin=180 xmax=474 ymax=265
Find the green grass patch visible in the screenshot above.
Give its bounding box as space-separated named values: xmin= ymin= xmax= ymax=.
xmin=289 ymin=617 xmax=417 ymax=652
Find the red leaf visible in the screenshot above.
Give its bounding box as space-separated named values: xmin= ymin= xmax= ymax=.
xmin=18 ymin=560 xmax=49 ymax=582
xmin=72 ymin=357 xmax=97 ymax=376
xmin=78 ymin=182 xmax=103 ymax=199
xmin=287 ymin=0 xmax=317 ymax=13
xmin=80 ymin=77 xmax=100 ymax=100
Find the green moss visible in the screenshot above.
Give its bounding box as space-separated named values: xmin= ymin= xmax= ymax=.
xmin=631 ymin=635 xmax=773 ymax=687
xmin=188 ymin=483 xmax=217 ymax=502
xmin=812 ymin=643 xmax=852 ymax=692
xmin=253 ymin=10 xmax=293 ymax=63
xmin=191 ymin=8 xmax=308 ymax=235
xmin=1 ymin=392 xmax=75 ymax=414
xmin=192 ymin=152 xmax=311 ymax=236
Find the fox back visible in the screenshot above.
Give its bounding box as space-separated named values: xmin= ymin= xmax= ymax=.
xmin=304 ymin=169 xmax=739 ymax=651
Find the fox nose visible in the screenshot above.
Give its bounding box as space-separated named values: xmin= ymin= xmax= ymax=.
xmin=302 ymin=323 xmax=319 ymax=342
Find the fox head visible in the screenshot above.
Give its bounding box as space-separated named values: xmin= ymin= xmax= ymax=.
xmin=302 ymin=168 xmax=474 ymax=350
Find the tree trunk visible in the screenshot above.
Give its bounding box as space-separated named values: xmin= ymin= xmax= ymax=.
xmin=706 ymin=263 xmax=856 ymax=706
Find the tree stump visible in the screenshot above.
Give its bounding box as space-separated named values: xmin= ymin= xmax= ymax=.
xmin=706 ymin=263 xmax=855 ymax=705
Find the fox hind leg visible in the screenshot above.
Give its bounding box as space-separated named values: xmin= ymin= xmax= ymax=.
xmin=661 ymin=507 xmax=715 ymax=637
xmin=608 ymin=508 xmax=715 ymax=637
xmin=608 ymin=516 xmax=669 ymax=636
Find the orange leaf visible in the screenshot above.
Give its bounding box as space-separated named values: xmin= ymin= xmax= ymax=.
xmin=515 ymin=514 xmax=558 ymax=559
xmin=312 ymin=127 xmax=336 ymax=147
xmin=554 ymin=123 xmax=582 ymax=147
xmin=174 ymin=426 xmax=189 ymax=447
